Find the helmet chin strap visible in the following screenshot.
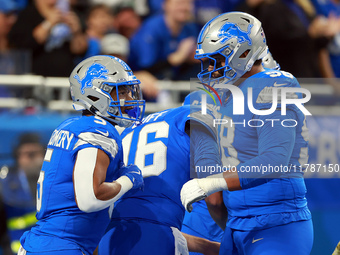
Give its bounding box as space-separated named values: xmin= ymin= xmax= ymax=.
xmin=97 ymin=112 xmax=133 ymax=128
xmin=105 ymin=106 xmax=138 ymax=128
xmin=114 ymin=115 xmax=134 ymax=128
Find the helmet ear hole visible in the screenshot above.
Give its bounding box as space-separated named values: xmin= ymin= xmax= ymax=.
xmin=239 ymin=49 xmax=250 ymax=58
xmin=87 ymin=95 xmax=99 ymax=102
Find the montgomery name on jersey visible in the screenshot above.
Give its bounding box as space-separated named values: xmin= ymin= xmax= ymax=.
xmin=20 ymin=115 xmax=123 ymax=255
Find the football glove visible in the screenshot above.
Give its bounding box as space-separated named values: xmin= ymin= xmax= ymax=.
xmin=120 ymin=164 xmax=144 ymax=190
xmin=180 ymin=179 xmax=207 ymax=212
xmin=181 ymin=174 xmax=228 ymax=212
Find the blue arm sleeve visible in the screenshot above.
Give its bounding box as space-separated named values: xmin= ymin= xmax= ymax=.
xmin=190 ymin=124 xmax=222 ymax=178
xmin=237 ymin=110 xmax=297 ymax=189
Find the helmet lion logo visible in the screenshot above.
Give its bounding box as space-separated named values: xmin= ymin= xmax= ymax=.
xmin=217 ymin=22 xmax=253 ymax=46
xmin=74 ymin=63 xmax=109 ymax=94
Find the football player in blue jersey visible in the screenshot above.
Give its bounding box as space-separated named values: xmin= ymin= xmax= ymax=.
xmin=180 ymin=51 xmax=279 ymax=255
xmin=18 ymin=55 xmax=145 ymax=255
xmin=181 ymin=12 xmax=313 ymax=255
xmin=97 ymin=103 xmax=221 ymax=255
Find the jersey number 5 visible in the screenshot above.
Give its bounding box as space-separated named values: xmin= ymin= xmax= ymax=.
xmin=36 ymin=171 xmax=45 ymax=212
xmin=122 ymin=122 xmax=170 ymax=177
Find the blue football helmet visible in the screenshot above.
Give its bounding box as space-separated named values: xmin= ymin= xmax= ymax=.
xmin=69 ymin=55 xmax=145 ymax=127
xmin=195 ymin=12 xmax=268 ymax=87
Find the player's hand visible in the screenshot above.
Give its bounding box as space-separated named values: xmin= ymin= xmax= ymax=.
xmin=180 ymin=179 xmax=207 ymax=212
xmin=120 ymin=164 xmax=144 ymax=190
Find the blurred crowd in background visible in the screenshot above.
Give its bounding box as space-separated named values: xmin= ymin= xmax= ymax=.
xmin=0 ymin=0 xmax=339 ymax=102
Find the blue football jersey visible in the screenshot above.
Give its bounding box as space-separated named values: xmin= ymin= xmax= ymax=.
xmin=20 ymin=115 xmax=123 ymax=255
xmin=202 ymin=70 xmax=311 ymax=230
xmin=112 ymin=105 xmax=215 ymax=229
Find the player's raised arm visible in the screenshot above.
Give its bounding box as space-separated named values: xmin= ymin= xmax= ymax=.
xmin=74 ymin=147 xmax=143 ymax=213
